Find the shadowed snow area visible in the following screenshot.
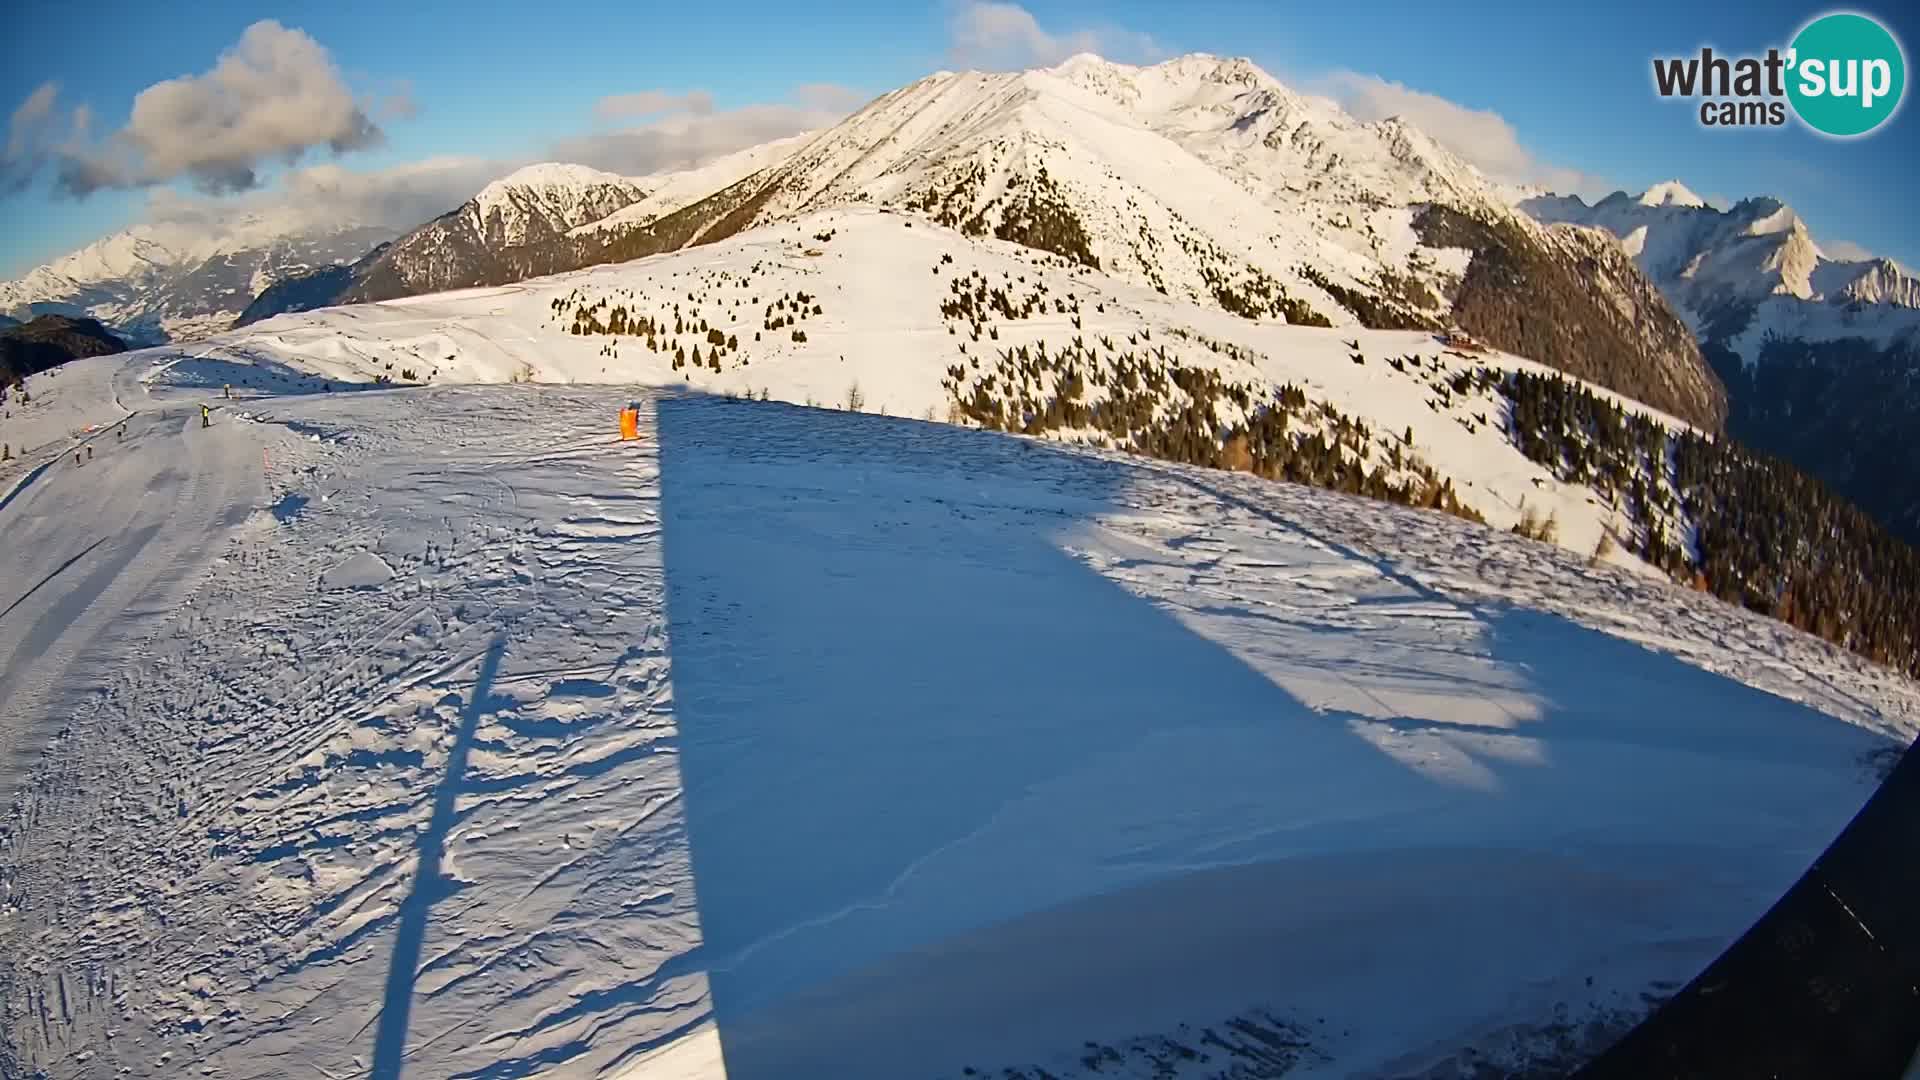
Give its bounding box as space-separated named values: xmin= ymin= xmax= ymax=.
xmin=1 ymin=354 xmax=1917 ymax=1079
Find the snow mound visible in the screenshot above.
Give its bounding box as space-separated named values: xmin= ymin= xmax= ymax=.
xmin=319 ymin=550 xmax=394 ymax=590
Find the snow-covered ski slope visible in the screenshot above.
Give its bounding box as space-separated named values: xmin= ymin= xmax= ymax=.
xmin=215 ymin=206 xmax=1689 ymax=574
xmin=1 ymin=344 xmax=1917 ymax=1079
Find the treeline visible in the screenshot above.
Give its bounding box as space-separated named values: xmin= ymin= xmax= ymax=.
xmin=1707 ymin=336 xmax=1920 ymax=546
xmin=990 ymin=168 xmax=1100 ymax=270
xmin=917 ymin=164 xmax=1101 ymax=271
xmin=1501 ymin=368 xmax=1920 ymax=677
xmin=1174 ymin=229 xmax=1329 ymax=326
xmin=943 ymin=335 xmax=1483 ymax=524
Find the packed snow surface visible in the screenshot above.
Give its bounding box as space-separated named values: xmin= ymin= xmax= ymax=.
xmin=0 ymin=347 xmax=1915 ymax=1079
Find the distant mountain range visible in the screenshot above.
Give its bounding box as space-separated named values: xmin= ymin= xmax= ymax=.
xmin=333 ymin=163 xmax=650 ymax=305
xmin=0 ymin=220 xmax=394 ymax=346
xmin=1521 ymin=181 xmax=1920 ymax=354
xmin=220 ymin=145 xmax=798 ymax=327
xmin=1522 ymin=182 xmax=1920 ymax=541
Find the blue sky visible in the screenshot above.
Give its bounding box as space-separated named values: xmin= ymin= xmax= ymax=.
xmin=2 ymin=0 xmax=1915 ymax=276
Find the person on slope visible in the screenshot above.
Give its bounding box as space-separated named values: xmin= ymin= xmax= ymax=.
xmin=201 ymin=404 xmax=211 ymax=429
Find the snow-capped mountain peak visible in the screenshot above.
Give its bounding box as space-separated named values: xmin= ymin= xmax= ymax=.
xmin=472 ymin=162 xmax=641 ymax=210
xmin=308 ymin=160 xmax=652 ymax=305
xmin=1050 ymin=51 xmax=1112 ymax=75
xmin=0 ymin=226 xmax=202 ymax=315
xmin=28 ymin=50 xmax=1719 ymax=433
xmin=1038 ymin=52 xmax=1301 ymax=123
xmin=1828 ymin=257 xmax=1920 ymax=307
xmin=465 ymin=162 xmax=649 ymax=246
xmin=1524 ymin=184 xmax=1920 ymax=335
xmin=1637 ymin=180 xmax=1706 ymax=208
xmin=1734 ymin=196 xmax=1800 ymax=236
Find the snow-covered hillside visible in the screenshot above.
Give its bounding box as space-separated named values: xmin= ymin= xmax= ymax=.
xmin=612 ymin=52 xmax=1700 ymax=389
xmin=724 ymin=52 xmax=1503 ymax=307
xmin=631 ymin=54 xmax=1720 ymax=429
xmin=206 ymin=205 xmax=1698 ymax=571
xmin=1522 ymin=183 xmax=1920 ymax=359
xmin=209 ymin=53 xmax=1718 ymax=430
xmin=1 ymin=342 xmax=1914 ymax=1079
xmin=322 ymin=163 xmax=653 ymax=307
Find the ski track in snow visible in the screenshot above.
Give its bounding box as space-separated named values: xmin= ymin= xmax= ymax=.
xmin=4 ymin=380 xmax=693 ymax=1079
xmin=0 ymin=357 xmax=1917 ymax=1079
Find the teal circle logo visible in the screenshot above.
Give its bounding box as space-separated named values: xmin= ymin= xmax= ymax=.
xmin=1787 ymin=12 xmax=1906 ymax=136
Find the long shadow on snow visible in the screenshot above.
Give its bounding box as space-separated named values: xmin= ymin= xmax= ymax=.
xmin=370 ymin=638 xmax=505 ymax=1080
xmin=654 ymin=394 xmax=1896 ymax=1078
xmin=1171 ymin=469 xmax=1895 ymax=768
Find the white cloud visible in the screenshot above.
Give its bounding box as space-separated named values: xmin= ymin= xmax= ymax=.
xmin=1821 ymin=238 xmax=1875 ymax=262
xmin=15 ymin=73 xmax=861 ymax=275
xmin=1323 ymin=71 xmax=1608 ymax=198
xmin=379 ymin=81 xmax=421 ymax=123
xmin=7 ymin=83 xmax=58 ymax=156
xmin=1819 ymin=238 xmax=1911 ymax=273
xmin=144 ymin=155 xmax=510 ymax=238
xmin=556 ymin=85 xmax=857 ymax=176
xmin=55 ymin=20 xmax=384 ymax=197
xmin=946 ymin=1 xmax=1165 ymax=70
xmin=119 ymin=79 xmax=865 ymax=248
xmin=793 ymin=83 xmax=871 ymax=112
xmin=2 ymin=81 xmax=65 ymax=192
xmin=282 ymin=157 xmax=515 ymax=225
xmin=593 ymin=90 xmax=715 ymax=121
